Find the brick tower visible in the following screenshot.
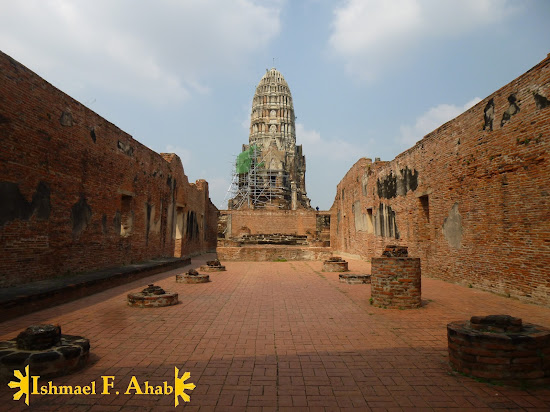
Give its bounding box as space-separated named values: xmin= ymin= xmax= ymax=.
xmin=229 ymin=68 xmax=311 ymax=210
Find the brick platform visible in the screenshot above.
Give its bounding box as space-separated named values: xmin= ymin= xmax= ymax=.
xmin=322 ymin=257 xmax=349 ymax=272
xmin=1 ymin=255 xmax=550 ymax=410
xmin=370 ymin=257 xmax=421 ymax=309
xmin=199 ymin=259 xmax=226 ymax=272
xmin=0 ymin=257 xmax=191 ymax=321
xmin=217 ymin=245 xmax=331 ymax=261
xmin=127 ymin=284 xmax=179 ymax=307
xmin=0 ymin=325 xmax=90 ymax=381
xmin=176 ymin=272 xmax=210 ymax=284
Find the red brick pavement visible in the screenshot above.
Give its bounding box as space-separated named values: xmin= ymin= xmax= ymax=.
xmin=1 ymin=254 xmax=550 ymax=411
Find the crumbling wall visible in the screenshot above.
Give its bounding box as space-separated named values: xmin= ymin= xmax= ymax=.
xmin=0 ymin=51 xmax=218 ymax=287
xmin=219 ymin=209 xmax=320 ymax=241
xmin=331 ymin=55 xmax=550 ymax=306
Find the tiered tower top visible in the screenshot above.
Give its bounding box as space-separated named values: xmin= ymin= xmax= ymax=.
xmin=249 ymin=68 xmax=296 ymax=153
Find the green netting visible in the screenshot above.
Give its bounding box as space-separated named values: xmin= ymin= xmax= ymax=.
xmin=236 ymin=145 xmax=258 ymax=174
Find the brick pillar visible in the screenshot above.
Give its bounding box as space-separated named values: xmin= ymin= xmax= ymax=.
xmin=371 ymin=257 xmax=421 ymax=309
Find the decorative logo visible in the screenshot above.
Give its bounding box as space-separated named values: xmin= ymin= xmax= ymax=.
xmin=174 ymin=367 xmax=196 ymax=406
xmin=7 ymin=366 xmax=195 ymax=407
xmin=8 ymin=365 xmax=30 ymax=406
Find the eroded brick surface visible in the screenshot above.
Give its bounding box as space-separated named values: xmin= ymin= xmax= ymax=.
xmin=0 ymin=51 xmax=218 ymax=287
xmin=331 ymin=55 xmax=550 ymax=306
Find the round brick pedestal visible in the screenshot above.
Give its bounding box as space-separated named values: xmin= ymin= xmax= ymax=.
xmin=0 ymin=325 xmax=90 ymax=381
xmin=448 ymin=315 xmax=550 ymax=386
xmin=322 ymin=257 xmax=349 ymax=272
xmin=370 ymin=257 xmax=421 ymax=309
xmin=200 ymin=259 xmax=226 ymax=272
xmin=199 ymin=264 xmax=226 ymax=272
xmin=127 ymin=284 xmax=178 ymax=307
xmin=176 ymin=273 xmax=210 ymax=284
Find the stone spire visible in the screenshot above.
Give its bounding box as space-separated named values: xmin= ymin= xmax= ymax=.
xmin=249 ymin=68 xmax=296 ymax=153
xmin=229 ymin=68 xmax=311 ymax=210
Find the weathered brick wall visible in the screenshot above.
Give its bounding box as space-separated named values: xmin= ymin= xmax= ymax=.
xmin=220 ymin=209 xmax=320 ymax=239
xmin=331 ymin=55 xmax=550 ymax=306
xmin=217 ymin=245 xmax=332 ymax=261
xmin=0 ymin=51 xmax=218 ymax=287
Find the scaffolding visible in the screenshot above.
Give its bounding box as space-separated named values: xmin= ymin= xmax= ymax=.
xmin=224 ymin=146 xmax=291 ymax=209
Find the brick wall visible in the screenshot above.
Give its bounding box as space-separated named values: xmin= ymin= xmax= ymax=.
xmin=217 ymin=246 xmax=332 ymax=261
xmin=331 ymin=55 xmax=550 ymax=306
xmin=219 ymin=209 xmax=321 ymax=240
xmin=0 ymin=51 xmax=218 ymax=287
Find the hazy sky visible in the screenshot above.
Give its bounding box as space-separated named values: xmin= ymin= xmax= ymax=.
xmin=1 ymin=0 xmax=548 ymax=209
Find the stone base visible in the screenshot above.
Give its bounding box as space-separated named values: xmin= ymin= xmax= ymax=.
xmin=127 ymin=292 xmax=179 ymax=307
xmin=339 ymin=274 xmax=371 ymax=284
xmin=199 ymin=265 xmax=226 ymax=272
xmin=448 ymin=319 xmax=550 ymax=386
xmin=0 ymin=335 xmax=90 ymax=382
xmin=176 ymin=274 xmax=210 ymax=284
xmin=217 ymin=246 xmax=332 ymax=261
xmin=371 ymin=257 xmax=421 ymax=309
xmin=322 ymin=261 xmax=349 ymax=272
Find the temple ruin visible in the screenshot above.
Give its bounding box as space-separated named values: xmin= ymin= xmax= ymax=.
xmin=0 ymin=51 xmax=549 ymax=311
xmin=227 ymin=68 xmax=310 ymax=210
xmin=0 ymin=51 xmax=218 ymax=292
xmin=330 ymin=54 xmax=550 ymax=306
xmin=218 ymin=68 xmax=330 ymax=260
xmin=1 ymin=46 xmax=549 ymax=409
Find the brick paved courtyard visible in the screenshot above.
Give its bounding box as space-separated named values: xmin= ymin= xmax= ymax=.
xmin=1 ymin=254 xmax=550 ymax=411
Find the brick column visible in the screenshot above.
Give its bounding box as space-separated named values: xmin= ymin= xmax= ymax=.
xmin=370 ymin=257 xmax=421 ymax=309
xmin=447 ymin=316 xmax=550 ymax=386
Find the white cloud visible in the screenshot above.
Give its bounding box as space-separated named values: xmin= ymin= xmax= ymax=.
xmin=296 ymin=123 xmax=376 ymax=209
xmin=296 ymin=123 xmax=371 ymax=161
xmin=0 ymin=0 xmax=282 ymax=104
xmin=329 ymin=0 xmax=519 ymax=79
xmin=398 ymin=97 xmax=481 ymax=147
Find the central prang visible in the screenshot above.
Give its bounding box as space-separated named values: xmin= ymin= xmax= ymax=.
xmin=228 ymin=68 xmax=311 ymax=210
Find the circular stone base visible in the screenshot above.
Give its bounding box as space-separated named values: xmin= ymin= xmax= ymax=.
xmin=339 ymin=274 xmax=371 ymax=284
xmin=0 ymin=335 xmax=90 ymax=382
xmin=176 ymin=274 xmax=210 ymax=284
xmin=323 ymin=261 xmax=349 ymax=272
xmin=199 ymin=265 xmax=226 ymax=272
xmin=127 ymin=292 xmax=178 ymax=307
xmin=448 ymin=319 xmax=550 ymax=386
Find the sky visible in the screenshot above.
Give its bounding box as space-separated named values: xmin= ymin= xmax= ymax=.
xmin=0 ymin=0 xmax=548 ymax=210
